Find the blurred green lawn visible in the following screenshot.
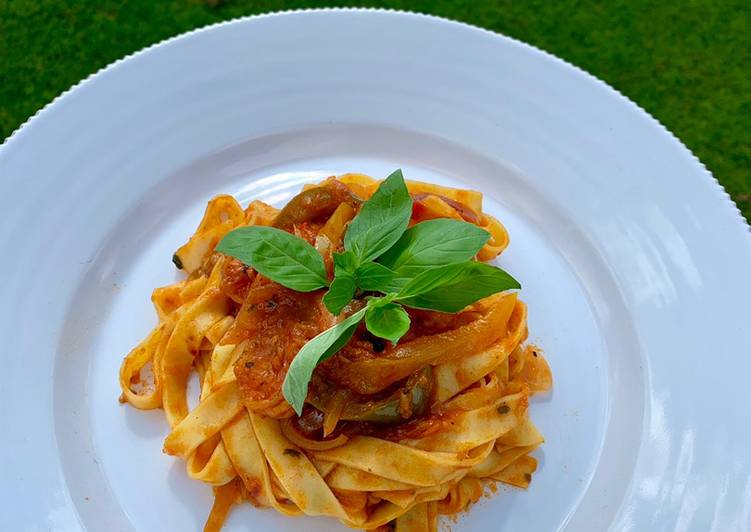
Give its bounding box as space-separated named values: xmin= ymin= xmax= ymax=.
xmin=1 ymin=1 xmax=749 ymax=222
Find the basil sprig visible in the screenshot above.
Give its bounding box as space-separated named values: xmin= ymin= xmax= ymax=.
xmin=215 ymin=169 xmax=521 ymax=415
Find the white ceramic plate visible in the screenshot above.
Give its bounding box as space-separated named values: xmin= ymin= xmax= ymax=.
xmin=2 ymin=9 xmax=750 ymax=532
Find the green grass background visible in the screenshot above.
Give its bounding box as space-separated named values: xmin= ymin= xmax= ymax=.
xmin=1 ymin=1 xmax=749 ymax=221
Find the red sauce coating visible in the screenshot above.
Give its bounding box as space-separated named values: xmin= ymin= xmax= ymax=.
xmin=232 ymin=279 xmax=332 ymax=410
xmin=219 ymin=258 xmax=253 ymax=303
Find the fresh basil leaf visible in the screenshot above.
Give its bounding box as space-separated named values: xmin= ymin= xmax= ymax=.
xmin=396 ymin=262 xmax=467 ymax=299
xmin=378 ymin=219 xmax=490 ymax=277
xmin=282 ymin=308 xmax=367 ymax=415
xmin=216 ymin=226 xmax=328 ymax=292
xmin=396 ymin=261 xmax=520 ymax=313
xmin=323 ymin=251 xmax=360 ymax=314
xmin=365 ymin=300 xmax=411 ymax=344
xmin=355 ymin=262 xmax=402 ymax=292
xmin=344 ymin=169 xmax=412 ymax=264
xmin=323 ymin=272 xmax=356 ymax=315
xmin=333 ymin=250 xmax=358 ymax=275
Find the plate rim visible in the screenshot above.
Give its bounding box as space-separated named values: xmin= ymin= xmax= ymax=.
xmin=2 ymin=7 xmax=749 ymax=238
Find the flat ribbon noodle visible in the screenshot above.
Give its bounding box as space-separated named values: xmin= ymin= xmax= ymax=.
xmin=314 ymin=437 xmax=494 ymax=487
xmin=174 ymin=195 xmax=245 ymax=274
xmin=161 ymin=287 xmax=231 ymax=427
xmin=250 ymin=412 xmax=349 ymax=520
xmin=119 ymin=323 xmax=165 ymax=409
xmin=403 ymin=392 xmax=527 ymax=453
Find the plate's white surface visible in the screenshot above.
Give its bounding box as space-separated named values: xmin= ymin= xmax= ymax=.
xmin=1 ymin=9 xmax=750 ymax=532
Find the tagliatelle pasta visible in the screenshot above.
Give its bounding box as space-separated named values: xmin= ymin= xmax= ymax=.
xmin=119 ymin=174 xmax=552 ymax=531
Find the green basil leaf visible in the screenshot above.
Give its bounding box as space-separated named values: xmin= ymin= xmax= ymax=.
xmin=365 ymin=300 xmax=411 ymax=344
xmin=396 ymin=262 xmax=467 ymax=300
xmin=396 ymin=261 xmax=520 ymax=313
xmin=282 ymin=308 xmax=367 ymax=415
xmin=344 ymin=169 xmax=412 ymax=264
xmin=333 ymin=250 xmax=358 ymax=275
xmin=216 ymin=226 xmax=328 ymax=292
xmin=324 ymin=251 xmax=360 ymax=314
xmin=378 ymin=219 xmax=490 ymax=277
xmin=323 ymin=272 xmax=357 ymax=315
xmin=355 ymin=262 xmax=402 ymax=293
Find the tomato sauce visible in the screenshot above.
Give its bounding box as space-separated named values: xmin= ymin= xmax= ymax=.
xmin=218 ymin=258 xmax=253 ymax=303
xmin=232 ymin=279 xmax=333 ymax=410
